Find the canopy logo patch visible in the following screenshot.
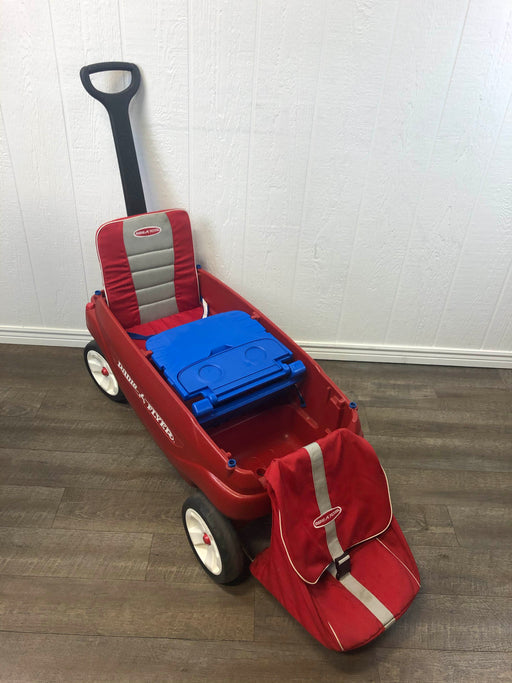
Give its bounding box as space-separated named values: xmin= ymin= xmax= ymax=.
xmin=313 ymin=506 xmax=342 ymax=528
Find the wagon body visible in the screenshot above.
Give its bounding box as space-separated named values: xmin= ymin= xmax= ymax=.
xmin=79 ymin=62 xmax=419 ymax=648
xmin=86 ymin=267 xmax=362 ymax=521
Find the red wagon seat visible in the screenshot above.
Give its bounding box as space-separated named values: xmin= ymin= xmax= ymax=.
xmin=96 ymin=209 xmax=203 ymax=336
xmin=251 ymin=428 xmax=420 ymax=651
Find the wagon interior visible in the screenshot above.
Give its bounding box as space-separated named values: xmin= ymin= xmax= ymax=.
xmin=206 ymin=381 xmax=352 ymax=476
xmin=92 ymin=206 xmax=355 ymax=479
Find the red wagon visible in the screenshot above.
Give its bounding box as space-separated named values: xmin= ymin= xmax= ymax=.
xmin=80 ymin=62 xmax=419 ymax=651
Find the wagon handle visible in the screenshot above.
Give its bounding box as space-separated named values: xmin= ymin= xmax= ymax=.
xmin=80 ymin=62 xmax=147 ymax=217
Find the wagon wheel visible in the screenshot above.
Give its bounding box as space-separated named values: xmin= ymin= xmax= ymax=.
xmin=84 ymin=340 xmax=127 ymax=403
xmin=182 ymin=492 xmax=245 ymax=584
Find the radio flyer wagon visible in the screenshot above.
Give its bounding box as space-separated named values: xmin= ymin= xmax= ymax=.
xmin=80 ymin=62 xmax=420 ymax=651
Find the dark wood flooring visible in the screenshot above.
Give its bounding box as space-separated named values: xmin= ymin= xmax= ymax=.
xmin=0 ymin=344 xmax=510 ymax=682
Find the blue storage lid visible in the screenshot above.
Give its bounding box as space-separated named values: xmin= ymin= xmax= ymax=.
xmin=146 ymin=311 xmax=305 ymax=422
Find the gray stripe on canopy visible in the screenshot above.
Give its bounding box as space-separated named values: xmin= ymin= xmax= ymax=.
xmin=305 ymin=442 xmax=344 ymax=561
xmin=328 ymin=565 xmax=395 ymax=629
xmin=306 ymin=441 xmax=395 ymax=631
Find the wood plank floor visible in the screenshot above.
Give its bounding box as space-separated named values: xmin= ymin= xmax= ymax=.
xmin=0 ymin=344 xmax=510 ymax=682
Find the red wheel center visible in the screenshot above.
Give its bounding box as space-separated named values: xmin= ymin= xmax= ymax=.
xmin=202 ymin=532 xmax=211 ymax=545
xmin=101 ymin=367 xmax=109 ymax=376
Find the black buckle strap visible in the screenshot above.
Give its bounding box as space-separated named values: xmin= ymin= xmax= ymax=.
xmin=335 ymin=552 xmax=351 ymax=579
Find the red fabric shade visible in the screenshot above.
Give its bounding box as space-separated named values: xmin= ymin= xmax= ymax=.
xmin=251 ymin=429 xmax=420 ymax=651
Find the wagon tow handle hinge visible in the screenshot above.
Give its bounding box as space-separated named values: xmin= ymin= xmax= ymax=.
xmin=80 ymin=61 xmax=147 ymax=217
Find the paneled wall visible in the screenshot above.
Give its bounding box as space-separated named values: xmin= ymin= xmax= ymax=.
xmin=1 ymin=0 xmax=511 ymax=366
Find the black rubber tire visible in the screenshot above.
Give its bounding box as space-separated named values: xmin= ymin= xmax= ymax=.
xmin=83 ymin=340 xmax=127 ymax=403
xmin=182 ymin=492 xmax=245 ymax=584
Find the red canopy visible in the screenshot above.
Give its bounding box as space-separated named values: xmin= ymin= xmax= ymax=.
xmin=251 ymin=429 xmax=420 ymax=651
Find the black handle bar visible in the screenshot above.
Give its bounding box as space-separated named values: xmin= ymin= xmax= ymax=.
xmin=80 ymin=62 xmax=147 ymax=216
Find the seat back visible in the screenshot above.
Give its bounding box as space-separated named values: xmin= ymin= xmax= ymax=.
xmin=96 ymin=209 xmax=200 ymax=329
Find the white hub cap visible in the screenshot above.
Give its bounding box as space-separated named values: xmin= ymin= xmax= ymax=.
xmin=86 ymin=350 xmax=119 ymax=396
xmin=185 ymin=508 xmax=222 ymax=575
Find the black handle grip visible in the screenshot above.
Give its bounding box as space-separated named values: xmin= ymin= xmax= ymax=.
xmin=79 ymin=62 xmax=141 ymax=108
xmin=80 ymin=62 xmax=146 ymax=217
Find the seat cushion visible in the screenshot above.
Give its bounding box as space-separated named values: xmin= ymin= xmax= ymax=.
xmin=96 ymin=209 xmax=200 ymax=329
xmin=127 ymin=305 xmax=204 ymax=339
xmin=126 ymin=306 xmax=204 ymax=350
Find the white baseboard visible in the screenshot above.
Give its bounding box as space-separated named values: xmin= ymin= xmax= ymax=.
xmin=0 ymin=326 xmax=91 ymax=348
xmin=299 ymin=340 xmax=512 ymax=368
xmin=0 ymin=325 xmax=510 ymax=368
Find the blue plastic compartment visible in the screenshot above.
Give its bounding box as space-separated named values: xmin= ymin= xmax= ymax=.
xmin=146 ymin=310 xmax=306 ymax=422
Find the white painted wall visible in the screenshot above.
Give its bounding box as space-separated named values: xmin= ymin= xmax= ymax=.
xmin=1 ymin=0 xmax=511 ymax=366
